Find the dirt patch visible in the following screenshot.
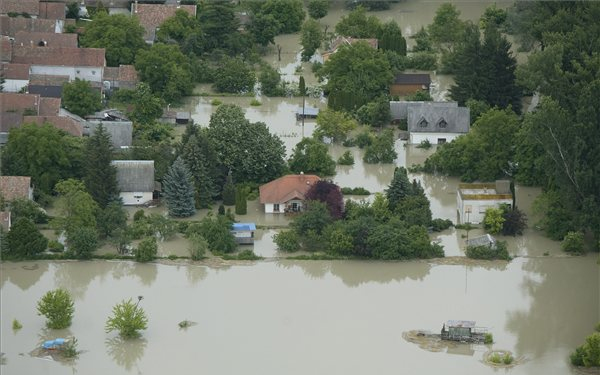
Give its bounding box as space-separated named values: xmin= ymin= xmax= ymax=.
xmin=428 ymin=256 xmax=508 ymax=267
xmin=402 ymin=330 xmax=463 ymax=353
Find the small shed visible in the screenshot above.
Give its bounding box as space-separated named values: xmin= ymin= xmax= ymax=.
xmin=466 ymin=234 xmax=497 ymax=249
xmin=390 ymin=73 xmax=431 ymax=97
xmin=442 ymin=320 xmax=478 ymax=341
xmin=231 ymin=223 xmax=256 ymax=245
xmin=296 ymin=106 xmax=319 ymax=121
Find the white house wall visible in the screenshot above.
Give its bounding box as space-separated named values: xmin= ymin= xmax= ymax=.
xmin=30 ymin=66 xmax=103 ymax=82
xmin=264 ymin=203 xmax=275 ymax=213
xmin=4 ymin=79 xmax=29 ymax=92
xmin=120 ymin=191 xmax=152 ymax=206
xmin=457 ymin=195 xmax=513 ymax=224
xmin=409 ymin=132 xmax=462 ymax=145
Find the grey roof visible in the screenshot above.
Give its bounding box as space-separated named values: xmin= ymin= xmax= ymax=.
xmin=28 ymin=85 xmax=63 ymax=98
xmin=408 ymin=104 xmax=470 ymax=134
xmin=447 ymin=320 xmax=476 ymax=328
xmin=393 ymin=73 xmax=431 ymax=85
xmin=296 ymin=106 xmax=319 ymax=116
xmin=86 ymin=120 xmax=133 ymax=148
xmin=466 ymin=234 xmax=496 ymax=248
xmin=112 ymin=160 xmax=154 ymax=192
xmin=390 ymin=101 xmax=458 ymax=120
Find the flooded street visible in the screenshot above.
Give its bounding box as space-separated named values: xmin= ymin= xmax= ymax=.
xmin=2 ymin=256 xmax=598 ymax=375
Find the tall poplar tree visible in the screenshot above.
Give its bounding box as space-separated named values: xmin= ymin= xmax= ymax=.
xmin=163 ymin=158 xmax=196 ymax=217
xmin=84 ymin=125 xmax=119 ymax=209
xmin=385 ymin=167 xmax=412 ymax=211
xmin=182 ymin=135 xmax=217 ymax=209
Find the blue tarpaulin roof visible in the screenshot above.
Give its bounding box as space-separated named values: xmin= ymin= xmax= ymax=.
xmin=42 ymin=338 xmax=66 ymax=349
xmin=232 ymin=223 xmax=256 ymax=231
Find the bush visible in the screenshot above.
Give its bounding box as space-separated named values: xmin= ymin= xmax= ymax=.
xmin=341 ymin=187 xmax=371 ymax=195
xmin=355 ymin=130 xmax=374 ymax=148
xmin=416 ymin=139 xmax=432 ymax=149
xmin=250 ymin=99 xmax=262 ymax=106
xmin=562 ymin=231 xmax=585 ymax=254
xmin=37 ymin=289 xmax=75 ymax=329
xmin=133 ymin=210 xmax=146 ymax=222
xmin=501 ymin=207 xmax=527 ymax=236
xmin=466 ymin=241 xmax=510 ymax=260
xmin=62 ymin=338 xmax=79 ymax=358
xmin=273 ymin=230 xmax=300 ymax=252
xmin=571 ymin=332 xmax=600 ymax=367
xmin=222 ymin=250 xmax=261 ymax=260
xmin=135 ymin=237 xmax=157 ymax=262
xmin=105 ymin=298 xmax=148 ymax=338
xmin=48 ymin=240 xmax=64 ymax=253
xmin=484 ymin=333 xmax=493 ymax=344
xmin=430 ymin=218 xmax=453 ymax=232
xmin=407 ymin=52 xmax=437 ymax=70
xmin=337 ymin=150 xmax=355 ymax=165
xmin=12 ymin=319 xmax=22 ymax=330
xmin=211 ymin=99 xmax=222 ymax=106
xmin=483 ymin=207 xmax=505 ymax=234
xmin=489 ymin=353 xmax=502 ymax=364
xmin=188 ymin=235 xmax=208 ymax=260
xmin=502 ymin=353 xmax=513 ymax=365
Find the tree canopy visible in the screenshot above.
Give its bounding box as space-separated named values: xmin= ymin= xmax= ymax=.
xmin=156 ymin=9 xmax=203 ymax=55
xmin=62 ymin=78 xmax=102 ymax=117
xmin=335 ymin=6 xmax=381 ymax=38
xmin=213 ymin=57 xmax=256 ymax=94
xmin=300 ymin=18 xmax=323 ymax=61
xmin=163 ymin=158 xmax=196 ymax=218
xmin=288 ymin=137 xmax=336 ymax=177
xmin=84 ymin=125 xmax=119 ymax=209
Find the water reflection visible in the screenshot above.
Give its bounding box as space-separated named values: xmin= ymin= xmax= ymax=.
xmin=54 ymin=261 xmax=110 ymax=299
xmin=1 ymin=262 xmax=49 ymax=291
xmin=505 ymin=256 xmax=600 ymax=357
xmin=105 ymin=336 xmax=147 ymax=372
xmin=185 ymin=264 xmax=207 ymax=285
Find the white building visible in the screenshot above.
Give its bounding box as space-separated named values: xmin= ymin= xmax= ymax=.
xmin=112 ymin=160 xmax=155 ymax=205
xmin=457 ymin=180 xmax=513 ymax=224
xmin=407 ymin=103 xmax=470 ymax=145
xmin=259 ymin=174 xmax=320 ymax=214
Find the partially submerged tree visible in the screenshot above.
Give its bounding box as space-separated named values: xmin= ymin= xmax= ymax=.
xmin=288 ymin=137 xmax=336 ymax=177
xmin=305 ymin=180 xmax=344 ymax=219
xmin=300 ymin=18 xmax=323 ymax=61
xmin=6 ymin=218 xmax=48 ymax=258
xmin=105 ymin=298 xmax=148 ymax=338
xmin=37 ymin=289 xmax=75 ymax=329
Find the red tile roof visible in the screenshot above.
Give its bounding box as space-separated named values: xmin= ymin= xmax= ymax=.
xmin=133 ymin=4 xmax=196 ymax=41
xmin=0 ymin=176 xmax=32 ymax=201
xmin=1 ymin=36 xmax=12 ymax=62
xmin=38 ymin=97 xmax=60 ymax=115
xmin=0 ymin=63 xmax=30 ymax=80
xmin=23 ymin=115 xmax=83 ymax=136
xmin=12 ymin=46 xmax=105 ymax=66
xmin=0 ymin=92 xmax=40 ymax=112
xmin=118 ymin=64 xmax=138 ymax=82
xmin=38 ymin=2 xmax=65 ymax=19
xmin=14 ymin=31 xmax=77 ymax=48
xmin=0 ymin=0 xmax=40 ymax=16
xmin=259 ymin=174 xmax=320 ymax=204
xmin=28 ymin=74 xmax=69 ymax=85
xmin=0 ymin=15 xmax=58 ymax=36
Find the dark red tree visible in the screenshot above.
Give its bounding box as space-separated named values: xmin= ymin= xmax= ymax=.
xmin=305 ymin=180 xmax=344 ymax=219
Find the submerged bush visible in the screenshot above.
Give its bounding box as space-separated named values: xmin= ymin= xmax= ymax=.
xmin=37 ymin=289 xmax=75 ymax=329
xmin=430 ymin=218 xmax=453 ymax=232
xmin=105 ymin=298 xmax=148 ymax=338
xmin=466 ymin=241 xmax=510 ymax=260
xmin=273 ymin=230 xmax=300 ymax=252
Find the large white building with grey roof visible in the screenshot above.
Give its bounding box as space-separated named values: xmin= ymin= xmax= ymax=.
xmin=112 ymin=160 xmax=154 ymax=205
xmin=407 ymin=103 xmax=470 ymax=145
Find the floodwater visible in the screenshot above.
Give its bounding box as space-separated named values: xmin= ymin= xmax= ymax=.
xmin=1 ymin=256 xmax=598 ymax=375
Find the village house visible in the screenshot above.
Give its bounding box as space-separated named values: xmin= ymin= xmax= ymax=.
xmin=0 ymin=176 xmax=34 ymax=202
xmin=231 ymin=223 xmax=256 ymax=245
xmin=112 ymin=160 xmax=155 ymax=205
xmin=14 ymin=31 xmax=77 ymax=48
xmin=0 ymin=92 xmax=60 ymax=133
xmin=322 ymin=36 xmax=378 ymax=62
xmin=390 ymin=100 xmax=458 ymax=121
xmin=456 ymin=180 xmax=513 ymax=224
xmin=259 ymin=174 xmax=320 ymax=214
xmin=0 ymin=15 xmax=66 ymax=36
xmin=85 ymin=110 xmax=133 ymax=148
xmin=407 ymin=103 xmax=470 ymax=145
xmin=131 ymin=2 xmax=197 ymax=44
xmin=0 ymin=62 xmax=30 ymax=92
xmin=390 ymin=73 xmax=431 ymax=97
xmin=102 ymin=65 xmax=139 ymax=91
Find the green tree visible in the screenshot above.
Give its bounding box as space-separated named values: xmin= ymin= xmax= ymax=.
xmin=163 ymin=158 xmax=196 ymax=218
xmin=235 ymin=186 xmax=248 ymax=215
xmin=258 ymin=0 xmax=305 ymax=34
xmin=288 ymin=137 xmax=336 ymax=176
xmin=97 ymin=201 xmax=128 ymax=238
xmin=66 ymin=2 xmax=79 ymax=19
xmin=208 ymin=104 xmax=286 ymax=183
xmin=323 ymin=42 xmax=393 ymax=111
xmin=67 ymin=226 xmax=98 ymax=259
xmin=300 ymin=19 xmax=323 ymax=61
xmin=135 ymin=237 xmax=157 ymax=262
xmin=1 ymin=124 xmax=83 ymax=195
xmin=363 ymin=129 xmax=397 ymax=164
xmin=386 ymin=167 xmax=412 ymax=212
xmin=213 ymin=57 xmax=256 ymax=93
xmin=197 ymin=1 xmax=239 ymax=51
xmin=411 ymin=26 xmax=433 ymax=52
xmin=6 ymin=218 xmax=48 ymax=258
xmin=334 ymin=6 xmax=381 ymax=38
xmin=249 ymin=13 xmax=280 ymax=46
xmin=105 ymin=298 xmax=148 ymax=338
xmin=355 ymin=96 xmax=391 ymax=127
xmin=222 ymin=172 xmax=236 ymax=206
xmin=129 ymin=83 xmax=164 ymax=124
xmin=325 ymin=224 xmax=353 ymax=255
xmin=9 ymin=198 xmax=48 ymax=224
xmin=308 ymin=0 xmax=328 ymax=20
xmin=484 ymin=207 xmax=505 ymax=234
xmin=135 ymin=43 xmax=193 ymax=102
xmin=314 ymin=109 xmax=358 ymax=142
xmin=259 ymin=65 xmax=283 ymax=96
xmin=428 ymin=3 xmax=465 ymax=52
xmin=188 ymin=234 xmax=208 ymax=260
xmin=561 ymin=231 xmax=585 ymax=254
xmin=187 ymin=214 xmax=237 ymax=253
xmin=52 ymin=179 xmax=98 ymax=238
xmin=378 ymin=21 xmax=407 ymax=55
xmin=84 ymin=125 xmax=119 ymax=208
xmin=181 ymin=135 xmax=217 ymax=208
xmin=37 ymin=289 xmax=74 ymax=329
xmin=80 ymin=13 xmax=146 ymax=66
xmin=273 ymin=230 xmax=300 ymax=252
xmin=337 ymin=150 xmax=354 ymax=165
xmin=62 ymin=78 xmax=102 ymax=117
xmin=292 ymin=201 xmax=332 ymax=236
xmin=156 ymin=9 xmax=203 ymax=54
xmin=480 ymin=4 xmax=507 ymax=31
xmin=501 ymin=207 xmax=527 ymax=236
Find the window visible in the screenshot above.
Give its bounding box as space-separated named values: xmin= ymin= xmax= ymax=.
xmin=292 ymin=202 xmax=299 ymax=211
xmin=418 ymin=117 xmax=429 ymax=128
xmin=437 ymin=138 xmax=446 ymax=144
xmin=273 ymin=203 xmax=280 ymax=212
xmin=437 ymin=118 xmax=448 ymax=128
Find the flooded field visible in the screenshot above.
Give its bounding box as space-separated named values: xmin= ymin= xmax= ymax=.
xmin=1 ymin=255 xmax=598 ymax=375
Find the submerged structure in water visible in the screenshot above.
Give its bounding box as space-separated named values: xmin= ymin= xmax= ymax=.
xmin=441 ymin=320 xmax=488 ymax=343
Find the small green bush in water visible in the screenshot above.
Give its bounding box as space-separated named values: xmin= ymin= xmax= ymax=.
xmin=250 ymin=99 xmax=262 ymax=106
xmin=37 ymin=288 xmax=75 ymax=329
xmin=484 ymin=333 xmax=493 ymax=344
xmin=562 ymin=231 xmax=585 ymax=254
xmin=489 ymin=353 xmax=502 ymax=364
xmin=571 ymin=331 xmax=600 ymax=367
xmin=466 ymin=241 xmax=510 ymax=260
xmin=337 ymin=150 xmax=354 ymax=165
xmin=211 ymin=99 xmax=222 ymax=106
xmin=273 ymin=230 xmax=300 ymax=252
xmin=416 ymin=139 xmax=432 ymax=149
xmin=62 ymin=338 xmax=78 ymax=358
xmin=105 ymin=298 xmax=148 ymax=338
xmin=430 ymin=218 xmax=453 ymax=232
xmin=502 ymin=353 xmax=514 ymax=365
xmin=12 ymin=319 xmax=22 ymax=330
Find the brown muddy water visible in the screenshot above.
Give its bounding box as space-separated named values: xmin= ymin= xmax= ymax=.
xmin=1 ymin=256 xmax=598 ymax=375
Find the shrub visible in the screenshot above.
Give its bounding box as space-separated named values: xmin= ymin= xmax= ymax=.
xmin=105 ymin=298 xmax=148 ymax=338
xmin=337 ymin=150 xmax=355 ymax=165
xmin=341 ymin=187 xmax=370 ymax=195
xmin=211 ymin=99 xmax=222 ymax=106
xmin=501 ymin=207 xmax=527 ymax=236
xmin=62 ymin=338 xmax=78 ymax=358
xmin=273 ymin=230 xmax=300 ymax=252
xmin=250 ymin=99 xmax=262 ymax=106
xmin=489 ymin=353 xmax=502 ymax=364
xmin=355 ymin=130 xmax=374 ymax=148
xmin=484 ymin=207 xmax=505 ymax=234
xmin=135 ymin=237 xmax=157 ymax=262
xmin=571 ymin=331 xmax=600 ymax=367
xmin=12 ymin=319 xmax=22 ymax=330
xmin=342 ymin=138 xmax=356 ymax=147
xmin=223 ymin=250 xmax=261 ymax=260
xmin=133 ymin=210 xmax=146 ymax=222
xmin=416 ymin=139 xmax=432 ymax=149
xmin=48 ymin=240 xmax=64 ymax=253
xmin=188 ymin=235 xmax=208 ymax=260
xmin=562 ymin=231 xmax=585 ymax=254
xmin=431 ymin=218 xmax=453 ymax=232
xmin=466 ymin=241 xmax=510 ymax=260
xmin=484 ymin=333 xmax=493 ymax=344
xmin=37 ymin=289 xmax=74 ymax=329
xmin=502 ymin=353 xmax=513 ymax=365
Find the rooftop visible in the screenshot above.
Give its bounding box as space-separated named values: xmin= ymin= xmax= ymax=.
xmin=232 ymin=223 xmax=257 ymax=231
xmin=112 ymin=160 xmax=155 ymax=192
xmin=458 ymin=181 xmax=512 ymax=200
xmin=259 ymin=174 xmax=320 ymax=204
xmin=0 ymin=15 xmax=59 ymax=36
xmin=0 ymin=176 xmax=32 ymax=201
xmin=133 ymin=4 xmax=197 ymax=42
xmin=0 ymin=0 xmax=40 ymax=17
xmin=447 ymin=320 xmax=476 ymax=328
xmin=24 ymin=115 xmax=83 ymax=137
xmin=14 ymin=31 xmax=78 ymax=48
xmin=0 ymin=63 xmax=30 ymax=80
xmin=407 ymin=104 xmax=470 ymax=134
xmin=12 ymin=46 xmax=106 ymax=67
xmin=393 ymin=73 xmax=431 ymax=86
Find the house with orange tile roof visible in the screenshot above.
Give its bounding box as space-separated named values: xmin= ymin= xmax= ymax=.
xmin=14 ymin=31 xmax=77 ymax=48
xmin=259 ymin=174 xmax=320 ymax=214
xmin=131 ymin=2 xmax=197 ymax=43
xmin=322 ymin=36 xmax=378 ymax=62
xmin=0 ymin=15 xmax=65 ymax=36
xmin=0 ymin=0 xmax=40 ymax=17
xmin=103 ymin=65 xmax=139 ymax=90
xmin=0 ymin=176 xmax=34 ymax=202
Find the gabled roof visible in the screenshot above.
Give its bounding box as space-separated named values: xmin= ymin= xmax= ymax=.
xmin=0 ymin=92 xmax=40 ymax=112
xmin=0 ymin=176 xmax=32 ymax=201
xmin=112 ymin=160 xmax=155 ymax=192
xmin=393 ymin=73 xmax=431 ymax=86
xmin=23 ymin=115 xmax=83 ymax=136
xmin=466 ymin=234 xmax=496 ymax=248
xmin=0 ymin=15 xmax=59 ymax=36
xmin=327 ymin=36 xmax=378 ymax=53
xmin=104 ymin=65 xmax=138 ymax=82
xmin=408 ymin=104 xmax=470 ymax=134
xmin=0 ymin=63 xmax=30 ymax=80
xmin=132 ymin=4 xmax=197 ymax=42
xmin=39 ymin=97 xmax=60 ymax=115
xmin=259 ymin=174 xmax=320 ymax=204
xmin=0 ymin=0 xmax=40 ymax=16
xmin=12 ymin=46 xmax=106 ymax=67
xmin=38 ymin=2 xmax=65 ymax=20
xmin=14 ymin=31 xmax=77 ymax=48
